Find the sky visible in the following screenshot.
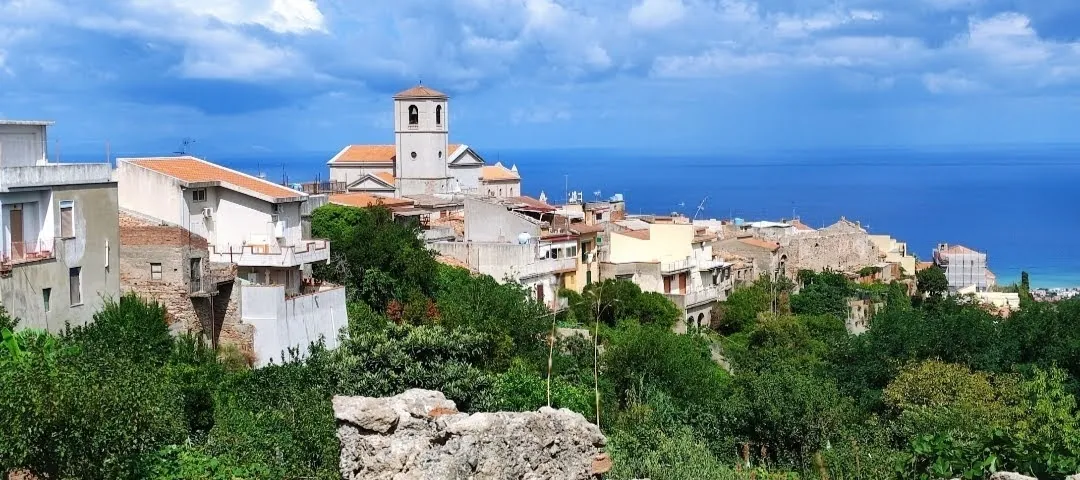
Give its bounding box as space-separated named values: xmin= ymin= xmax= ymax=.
xmin=3 ymin=0 xmax=1080 ymax=156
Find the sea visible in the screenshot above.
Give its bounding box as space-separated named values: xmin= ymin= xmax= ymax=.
xmin=90 ymin=145 xmax=1080 ymax=289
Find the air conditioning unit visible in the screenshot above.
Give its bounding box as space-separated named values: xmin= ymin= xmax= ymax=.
xmin=201 ymin=207 xmax=213 ymax=218
xmin=273 ymin=220 xmax=285 ymax=238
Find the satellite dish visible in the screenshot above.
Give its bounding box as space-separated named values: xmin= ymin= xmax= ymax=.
xmin=517 ymin=232 xmax=532 ymax=245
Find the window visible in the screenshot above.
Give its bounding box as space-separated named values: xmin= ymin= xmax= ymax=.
xmin=151 ymin=263 xmax=162 ymax=280
xmin=59 ymin=200 xmax=74 ymax=238
xmin=192 ymin=188 xmax=207 ymax=202
xmin=568 ymin=246 xmax=578 ymax=257
xmin=595 ymin=212 xmax=604 ymax=221
xmin=43 ymin=288 xmax=51 ymax=313
xmin=435 ymin=105 xmax=443 ymax=125
xmin=551 ymin=248 xmax=560 ymax=259
xmin=69 ymin=267 xmax=82 ymax=306
xmin=408 ymin=105 xmax=419 ymax=125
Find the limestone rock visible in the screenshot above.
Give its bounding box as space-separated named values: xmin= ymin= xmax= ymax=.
xmin=335 ymin=389 xmax=607 ymax=480
xmin=1065 ymin=475 xmax=1080 ymax=480
xmin=989 ymin=473 xmax=1036 ymax=480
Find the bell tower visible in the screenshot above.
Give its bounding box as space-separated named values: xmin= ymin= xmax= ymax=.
xmin=393 ymin=84 xmax=452 ymax=196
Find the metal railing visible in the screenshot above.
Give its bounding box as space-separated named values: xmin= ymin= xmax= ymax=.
xmin=1 ymin=239 xmax=55 ymax=268
xmin=660 ymin=257 xmax=692 ymax=273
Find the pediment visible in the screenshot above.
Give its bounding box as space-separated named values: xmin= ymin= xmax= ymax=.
xmin=448 ymin=146 xmax=486 ymax=167
xmin=347 ymin=174 xmax=395 ymax=192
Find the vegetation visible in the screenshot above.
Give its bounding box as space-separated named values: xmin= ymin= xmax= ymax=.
xmin=2 ymin=204 xmax=1079 ymax=479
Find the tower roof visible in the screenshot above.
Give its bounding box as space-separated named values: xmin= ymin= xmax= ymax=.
xmin=394 ymin=85 xmax=448 ymax=99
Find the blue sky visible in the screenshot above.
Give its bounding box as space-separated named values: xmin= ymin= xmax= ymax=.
xmin=2 ymin=0 xmax=1080 ymax=155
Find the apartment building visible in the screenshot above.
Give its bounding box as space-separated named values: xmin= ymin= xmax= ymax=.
xmin=115 ymin=156 xmax=345 ymax=366
xmin=0 ymin=120 xmax=119 ymax=331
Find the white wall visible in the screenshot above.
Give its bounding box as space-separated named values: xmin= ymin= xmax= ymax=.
xmin=0 ymin=125 xmax=46 ymax=167
xmin=196 ymin=187 xmax=303 ymax=249
xmin=329 ymin=164 xmax=394 ymax=187
xmin=241 ymin=283 xmax=347 ymax=367
xmin=116 ymin=161 xmax=186 ymax=226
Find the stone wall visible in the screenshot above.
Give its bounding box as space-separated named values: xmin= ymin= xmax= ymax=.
xmin=780 ymin=220 xmax=882 ymax=275
xmin=334 ymin=389 xmax=610 ymax=480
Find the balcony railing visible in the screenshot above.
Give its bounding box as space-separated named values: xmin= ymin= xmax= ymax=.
xmin=1 ymin=240 xmax=55 ymax=270
xmin=208 ymin=239 xmax=330 ymax=267
xmin=0 ymin=164 xmax=113 ymax=191
xmin=512 ymin=257 xmax=577 ymax=280
xmin=660 ymin=257 xmax=692 ymax=273
xmin=665 ymin=285 xmax=721 ymax=310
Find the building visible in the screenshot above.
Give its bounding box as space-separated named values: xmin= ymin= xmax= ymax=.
xmin=599 ymin=216 xmax=730 ymax=332
xmin=429 ymin=196 xmax=576 ymax=310
xmin=715 ymin=236 xmax=784 ymax=280
xmin=933 ymin=243 xmax=995 ymax=292
xmin=327 ymin=85 xmax=521 ymax=198
xmin=869 ymin=234 xmax=917 ymax=276
xmin=779 ymin=218 xmax=883 ymax=276
xmin=115 ymin=156 xmax=345 ymax=366
xmin=0 ymin=120 xmax=120 ymax=331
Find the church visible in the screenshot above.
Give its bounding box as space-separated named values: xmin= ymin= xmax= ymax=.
xmin=327 ymin=85 xmax=521 ymax=198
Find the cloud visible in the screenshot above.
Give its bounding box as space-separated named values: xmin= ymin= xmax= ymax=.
xmin=629 ymin=0 xmax=687 ymax=30
xmin=922 ymin=70 xmax=985 ymax=93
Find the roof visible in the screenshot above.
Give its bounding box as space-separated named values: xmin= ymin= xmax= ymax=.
xmin=940 ymin=244 xmax=981 ymax=255
xmin=915 ymin=262 xmax=935 ymax=272
xmin=394 ymin=85 xmax=449 ymax=99
xmin=122 ymin=156 xmax=304 ymax=202
xmin=436 ymin=255 xmax=476 ymax=272
xmin=405 ymin=193 xmax=464 ymax=208
xmin=329 ymin=192 xmax=414 ymax=209
xmin=748 ymin=221 xmax=791 ymax=229
xmin=374 ymin=172 xmax=396 ymax=186
xmin=617 ymin=229 xmax=651 ymax=241
xmin=0 ymin=120 xmax=54 ymax=126
xmin=505 ymin=196 xmax=555 ymax=212
xmin=790 ymin=218 xmax=815 ymax=231
xmin=569 ymin=223 xmax=605 ymax=235
xmin=737 ymin=237 xmax=780 ymax=252
xmin=823 ymin=217 xmax=866 ymax=234
xmin=329 ymin=145 xmax=396 ymax=164
xmin=481 ymin=162 xmax=520 ymax=182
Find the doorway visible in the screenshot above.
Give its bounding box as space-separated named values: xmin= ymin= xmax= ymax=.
xmin=10 ymin=206 xmax=24 ymax=260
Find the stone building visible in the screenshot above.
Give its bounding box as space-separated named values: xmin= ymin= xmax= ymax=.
xmin=779 ymin=218 xmax=883 ymax=276
xmin=327 ymin=85 xmax=522 ymax=198
xmin=715 ymin=236 xmax=784 ymax=280
xmin=0 ymin=120 xmax=120 ymax=331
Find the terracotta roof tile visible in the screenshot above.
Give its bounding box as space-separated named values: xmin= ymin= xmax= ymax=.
xmin=506 ymin=196 xmax=554 ymax=212
xmin=737 ymin=237 xmax=780 ymax=252
xmin=374 ymin=172 xmax=396 ymax=186
xmin=941 ymin=244 xmax=980 ymax=255
xmin=569 ymin=223 xmax=605 ymax=234
xmin=124 ymin=156 xmax=303 ymax=201
xmin=394 ymin=85 xmax=449 ymax=99
xmin=329 ymin=193 xmax=414 ymax=209
xmin=481 ymin=163 xmax=520 ymax=182
xmin=618 ymin=229 xmax=651 ymax=240
xmin=330 ymin=145 xmax=396 ymax=164
xmin=790 ymin=218 xmax=814 ymax=231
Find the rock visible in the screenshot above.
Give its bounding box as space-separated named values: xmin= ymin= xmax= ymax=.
xmin=1065 ymin=475 xmax=1080 ymax=480
xmin=335 ymin=389 xmax=607 ymax=480
xmin=989 ymin=473 xmax=1037 ymax=480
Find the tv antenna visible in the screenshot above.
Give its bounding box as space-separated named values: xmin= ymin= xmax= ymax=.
xmin=693 ymin=196 xmax=709 ymax=221
xmin=174 ymin=137 xmax=196 ymax=155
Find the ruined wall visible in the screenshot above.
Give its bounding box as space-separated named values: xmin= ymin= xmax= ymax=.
xmin=334 ymin=389 xmax=609 ymax=480
xmin=781 ymin=230 xmax=882 ymax=275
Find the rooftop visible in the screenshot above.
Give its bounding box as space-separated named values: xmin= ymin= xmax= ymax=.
xmin=503 ymin=195 xmax=555 ymax=213
xmin=0 ymin=120 xmax=55 ymax=126
xmin=939 ymin=244 xmax=982 ymax=255
xmin=737 ymin=237 xmax=781 ymax=252
xmin=481 ymin=162 xmax=519 ymax=182
xmin=790 ymin=218 xmax=815 ymax=231
xmin=569 ymin=223 xmax=606 ymax=235
xmin=329 ymin=192 xmax=414 ymax=209
xmin=617 ymin=229 xmax=651 ymax=241
xmin=121 ymin=156 xmax=305 ymax=202
xmin=374 ymin=172 xmax=396 ymax=186
xmin=329 ymin=144 xmax=463 ymax=165
xmin=394 ymin=85 xmax=449 ymax=99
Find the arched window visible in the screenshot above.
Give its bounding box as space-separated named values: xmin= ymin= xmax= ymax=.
xmin=435 ymin=105 xmax=443 ymax=125
xmin=408 ymin=105 xmax=418 ymax=125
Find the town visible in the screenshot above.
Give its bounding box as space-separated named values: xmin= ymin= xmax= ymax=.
xmin=0 ymin=84 xmax=1022 ymax=364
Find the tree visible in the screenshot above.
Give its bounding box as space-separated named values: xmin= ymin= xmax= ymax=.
xmin=916 ymin=265 xmax=949 ymax=299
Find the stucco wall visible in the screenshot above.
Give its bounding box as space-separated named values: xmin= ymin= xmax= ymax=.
xmin=240 ymin=284 xmax=346 ymax=367
xmin=0 ymin=124 xmax=46 ymax=167
xmin=329 ymin=164 xmax=394 ymax=187
xmin=716 ymin=239 xmax=780 ymax=278
xmin=463 ymin=198 xmax=541 ymax=243
xmin=481 ymin=180 xmax=521 ymax=198
xmin=116 ymin=161 xmax=186 ymax=226
xmin=606 ymin=223 xmax=693 ymax=264
xmin=208 ymin=187 xmax=303 ymax=248
xmin=1 ymin=183 xmax=120 ymax=331
xmin=781 ymin=230 xmax=881 ymax=275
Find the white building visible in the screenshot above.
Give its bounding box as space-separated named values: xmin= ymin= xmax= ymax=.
xmin=0 ymin=120 xmax=119 ymax=331
xmin=115 ymin=156 xmax=345 ymax=366
xmin=327 ymin=85 xmax=522 ymax=198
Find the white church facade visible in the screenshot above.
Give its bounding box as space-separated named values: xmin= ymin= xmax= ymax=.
xmin=327 ymin=85 xmax=521 ymax=198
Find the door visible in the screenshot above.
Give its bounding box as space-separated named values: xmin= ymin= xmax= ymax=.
xmin=10 ymin=206 xmax=24 ymax=260
xmin=190 ymin=258 xmax=202 ymax=293
xmin=678 ymin=273 xmax=687 ymax=293
xmin=664 ymin=275 xmax=672 ymax=293
xmin=535 ymin=283 xmax=544 ymax=306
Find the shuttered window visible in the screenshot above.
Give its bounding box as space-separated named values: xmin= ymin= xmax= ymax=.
xmin=59 ymin=200 xmax=74 ymax=238
xmin=69 ymin=267 xmax=82 ymax=306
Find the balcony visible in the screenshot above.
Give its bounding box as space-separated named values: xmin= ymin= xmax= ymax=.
xmin=0 ymin=164 xmax=114 ymax=191
xmin=209 ymin=239 xmax=330 ymax=267
xmin=665 ymin=285 xmax=721 ymax=310
xmin=660 ymin=256 xmax=692 ymax=274
xmin=512 ymin=257 xmax=577 ymax=280
xmin=1 ymin=239 xmax=55 ymax=271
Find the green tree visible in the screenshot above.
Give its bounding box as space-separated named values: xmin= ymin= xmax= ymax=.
xmin=916 ymin=265 xmax=949 ymax=299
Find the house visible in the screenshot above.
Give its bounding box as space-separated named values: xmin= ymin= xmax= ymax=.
xmin=869 ymin=234 xmax=917 ymax=276
xmin=115 ymin=156 xmax=346 ymax=366
xmin=429 ymin=196 xmax=576 ymax=311
xmin=327 ymin=85 xmax=521 ymax=198
xmin=568 ymin=222 xmax=605 ymax=292
xmin=0 ymin=120 xmax=119 ymax=331
xmin=933 ymin=243 xmax=995 ymax=292
xmin=599 ymin=216 xmax=729 ymax=333
xmin=715 ymin=236 xmax=784 ymax=280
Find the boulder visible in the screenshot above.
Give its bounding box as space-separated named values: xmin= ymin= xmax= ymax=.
xmin=334 ymin=389 xmax=608 ymax=480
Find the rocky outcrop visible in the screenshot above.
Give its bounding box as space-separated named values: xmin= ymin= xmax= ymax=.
xmin=334 ymin=389 xmax=609 ymax=480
